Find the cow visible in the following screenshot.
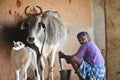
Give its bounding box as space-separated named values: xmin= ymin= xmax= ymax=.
xmin=11 ymin=41 xmax=40 ymax=80
xmin=21 ymin=6 xmax=67 ymax=80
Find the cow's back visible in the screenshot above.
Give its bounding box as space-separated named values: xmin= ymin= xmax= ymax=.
xmin=41 ymin=11 xmax=67 ymax=45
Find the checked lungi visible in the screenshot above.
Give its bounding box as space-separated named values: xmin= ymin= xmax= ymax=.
xmin=78 ymin=60 xmax=105 ymax=79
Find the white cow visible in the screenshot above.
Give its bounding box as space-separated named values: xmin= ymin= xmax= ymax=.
xmin=11 ymin=41 xmax=40 ymax=80
xmin=21 ymin=6 xmax=67 ymax=80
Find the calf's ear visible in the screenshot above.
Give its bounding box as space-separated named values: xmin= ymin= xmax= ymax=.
xmin=12 ymin=41 xmax=16 ymax=46
xmin=21 ymin=22 xmax=28 ymax=30
xmin=13 ymin=41 xmax=16 ymax=44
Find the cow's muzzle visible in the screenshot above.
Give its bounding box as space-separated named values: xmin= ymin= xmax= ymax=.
xmin=28 ymin=37 xmax=35 ymax=43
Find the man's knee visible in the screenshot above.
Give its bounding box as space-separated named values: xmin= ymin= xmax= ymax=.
xmin=71 ymin=56 xmax=83 ymax=65
xmin=71 ymin=56 xmax=77 ymax=61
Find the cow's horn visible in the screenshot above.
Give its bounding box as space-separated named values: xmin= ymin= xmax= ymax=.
xmin=35 ymin=6 xmax=43 ymax=15
xmin=24 ymin=6 xmax=30 ymax=16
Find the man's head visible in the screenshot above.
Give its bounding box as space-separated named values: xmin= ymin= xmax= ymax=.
xmin=77 ymin=31 xmax=90 ymax=45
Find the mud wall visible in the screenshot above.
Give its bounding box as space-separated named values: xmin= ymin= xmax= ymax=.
xmin=93 ymin=0 xmax=106 ymax=57
xmin=0 ymin=0 xmax=92 ymax=80
xmin=105 ymin=0 xmax=120 ymax=80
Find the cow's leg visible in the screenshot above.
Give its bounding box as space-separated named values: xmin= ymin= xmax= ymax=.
xmin=40 ymin=56 xmax=45 ymax=80
xmin=47 ymin=50 xmax=56 ymax=80
xmin=15 ymin=70 xmax=20 ymax=80
xmin=47 ymin=55 xmax=51 ymax=80
xmin=34 ymin=40 xmax=45 ymax=80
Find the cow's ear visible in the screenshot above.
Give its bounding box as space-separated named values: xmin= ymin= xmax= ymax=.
xmin=42 ymin=22 xmax=46 ymax=29
xmin=21 ymin=22 xmax=28 ymax=30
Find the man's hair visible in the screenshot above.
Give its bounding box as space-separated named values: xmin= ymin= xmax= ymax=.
xmin=77 ymin=31 xmax=91 ymax=41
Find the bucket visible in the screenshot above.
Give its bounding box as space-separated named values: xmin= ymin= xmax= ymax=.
xmin=60 ymin=69 xmax=72 ymax=80
xmin=59 ymin=53 xmax=72 ymax=80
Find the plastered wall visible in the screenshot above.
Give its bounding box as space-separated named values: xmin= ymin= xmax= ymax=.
xmin=105 ymin=0 xmax=120 ymax=80
xmin=94 ymin=0 xmax=120 ymax=79
xmin=93 ymin=0 xmax=106 ymax=57
xmin=0 ymin=0 xmax=93 ymax=80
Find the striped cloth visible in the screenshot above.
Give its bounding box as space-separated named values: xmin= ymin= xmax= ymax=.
xmin=78 ymin=60 xmax=105 ymax=79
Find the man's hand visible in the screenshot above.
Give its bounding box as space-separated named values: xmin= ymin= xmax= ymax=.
xmin=59 ymin=51 xmax=71 ymax=64
xmin=59 ymin=51 xmax=65 ymax=58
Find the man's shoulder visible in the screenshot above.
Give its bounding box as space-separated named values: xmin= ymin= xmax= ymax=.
xmin=85 ymin=41 xmax=95 ymax=46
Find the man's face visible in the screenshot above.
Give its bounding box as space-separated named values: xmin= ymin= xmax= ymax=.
xmin=79 ymin=35 xmax=88 ymax=45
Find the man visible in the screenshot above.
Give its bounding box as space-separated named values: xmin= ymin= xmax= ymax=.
xmin=59 ymin=31 xmax=105 ymax=80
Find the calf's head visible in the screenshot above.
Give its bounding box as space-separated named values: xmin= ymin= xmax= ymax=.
xmin=12 ymin=41 xmax=25 ymax=50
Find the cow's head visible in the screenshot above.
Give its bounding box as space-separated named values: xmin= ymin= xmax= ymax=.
xmin=21 ymin=6 xmax=46 ymax=44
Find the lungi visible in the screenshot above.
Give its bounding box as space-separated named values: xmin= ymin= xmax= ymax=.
xmin=78 ymin=60 xmax=105 ymax=79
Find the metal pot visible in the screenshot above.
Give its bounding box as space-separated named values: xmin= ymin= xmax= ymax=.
xmin=60 ymin=69 xmax=72 ymax=80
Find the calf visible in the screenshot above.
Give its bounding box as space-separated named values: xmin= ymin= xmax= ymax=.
xmin=11 ymin=41 xmax=40 ymax=80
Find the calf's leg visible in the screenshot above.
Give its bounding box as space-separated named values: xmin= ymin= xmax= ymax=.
xmin=15 ymin=70 xmax=20 ymax=80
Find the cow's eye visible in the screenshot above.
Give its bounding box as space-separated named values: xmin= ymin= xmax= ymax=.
xmin=38 ymin=22 xmax=42 ymax=28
